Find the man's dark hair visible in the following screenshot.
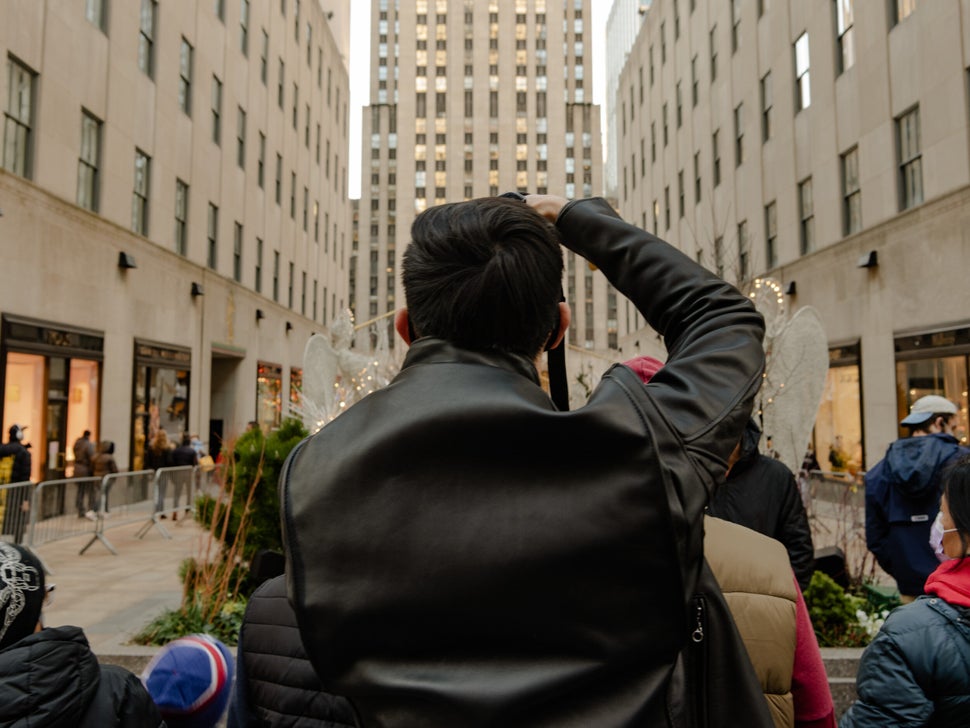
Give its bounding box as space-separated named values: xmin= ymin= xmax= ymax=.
xmin=402 ymin=197 xmax=564 ymax=357
xmin=907 ymin=412 xmax=953 ymax=436
xmin=944 ymin=455 xmax=970 ymax=559
xmin=82 ymin=430 xmax=91 ymax=438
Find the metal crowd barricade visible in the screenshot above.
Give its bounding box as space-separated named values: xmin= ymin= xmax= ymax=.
xmin=0 ymin=480 xmax=33 ymax=545
xmin=136 ymin=465 xmax=199 ymax=540
xmin=80 ymin=470 xmax=155 ymax=555
xmin=27 ymin=476 xmax=102 ymax=549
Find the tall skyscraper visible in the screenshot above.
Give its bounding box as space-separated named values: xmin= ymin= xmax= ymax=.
xmin=351 ymin=0 xmax=614 ymax=354
xmin=604 ymin=0 xmax=648 ymax=200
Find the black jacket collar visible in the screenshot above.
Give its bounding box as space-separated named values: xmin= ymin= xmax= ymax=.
xmin=401 ymin=337 xmax=541 ymax=387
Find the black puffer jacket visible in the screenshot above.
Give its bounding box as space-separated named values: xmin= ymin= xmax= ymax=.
xmin=0 ymin=626 xmax=163 ymax=727
xmin=707 ymin=420 xmax=816 ymax=591
xmin=228 ymin=575 xmax=357 ymax=727
xmin=282 ymin=198 xmax=768 ymax=727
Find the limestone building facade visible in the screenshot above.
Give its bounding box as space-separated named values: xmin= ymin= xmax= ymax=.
xmin=0 ymin=0 xmax=352 ymax=477
xmin=616 ymin=0 xmax=970 ymax=466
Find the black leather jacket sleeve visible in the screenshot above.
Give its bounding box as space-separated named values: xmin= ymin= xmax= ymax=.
xmin=556 ymin=198 xmax=766 ymax=476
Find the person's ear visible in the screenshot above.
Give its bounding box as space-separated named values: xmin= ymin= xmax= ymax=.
xmin=394 ymin=308 xmax=413 ymax=345
xmin=547 ymin=302 xmax=571 ymax=351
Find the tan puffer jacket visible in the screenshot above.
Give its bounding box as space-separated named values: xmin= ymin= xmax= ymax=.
xmin=705 ymin=516 xmax=798 ymax=728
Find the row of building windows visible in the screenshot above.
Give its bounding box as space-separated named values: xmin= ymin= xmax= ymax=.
xmin=3 ymin=54 xmax=346 ymax=222
xmin=635 ymin=104 xmax=921 ymax=276
xmin=629 ymin=0 xmax=920 ymax=132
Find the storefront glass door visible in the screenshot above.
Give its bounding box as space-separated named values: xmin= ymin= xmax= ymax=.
xmin=2 ymin=352 xmax=44 ymax=482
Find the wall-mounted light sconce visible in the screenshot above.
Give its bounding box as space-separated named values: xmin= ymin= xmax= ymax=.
xmin=255 ymin=308 xmax=265 ymax=322
xmin=285 ymin=321 xmax=294 ymax=333
xmin=190 ymin=282 xmax=205 ymax=297
xmin=118 ymin=251 xmax=137 ymax=269
xmin=857 ymin=250 xmax=878 ymax=269
xmin=783 ymin=281 xmax=797 ymax=295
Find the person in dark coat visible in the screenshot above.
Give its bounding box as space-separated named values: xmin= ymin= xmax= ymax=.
xmin=707 ymin=418 xmax=816 ymax=591
xmin=169 ymin=434 xmax=199 ymax=519
xmin=0 ymin=541 xmax=163 ymax=727
xmin=73 ymin=429 xmax=98 ymax=517
xmin=1 ymin=424 xmax=32 ymax=543
xmin=227 ymin=574 xmax=357 ymax=728
xmin=841 ymin=455 xmax=970 ymax=727
xmin=865 ymin=395 xmax=970 ymax=600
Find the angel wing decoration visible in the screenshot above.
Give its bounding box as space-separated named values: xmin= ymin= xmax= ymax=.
xmin=747 ymin=282 xmax=828 ymax=475
xmin=294 ymin=310 xmax=400 ymax=433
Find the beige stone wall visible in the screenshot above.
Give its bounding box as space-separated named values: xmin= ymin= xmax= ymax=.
xmin=615 ymin=1 xmax=970 ymax=466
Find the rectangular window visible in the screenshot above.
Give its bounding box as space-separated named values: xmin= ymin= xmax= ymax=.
xmin=179 ymin=38 xmax=193 ymax=115
xmin=731 ymin=0 xmax=741 ymax=52
xmin=662 ymin=104 xmax=668 ymax=146
xmin=302 ymin=186 xmax=308 ymax=231
xmin=737 ymin=220 xmax=749 ymax=280
xmin=255 ymin=238 xmax=263 ymax=292
xmin=138 ymin=0 xmax=157 ymax=78
xmin=678 ymin=170 xmax=685 ymax=218
xmin=836 ymin=0 xmax=855 ymax=73
xmin=694 ymin=151 xmax=701 ymax=202
xmin=207 ymin=203 xmax=218 ymax=269
xmin=278 ymin=59 xmax=285 ymax=108
xmin=710 ymin=25 xmax=717 ymax=81
xmin=650 ymin=122 xmax=656 ymax=162
xmin=795 ymin=32 xmax=811 ymax=111
xmin=664 ymin=186 xmax=670 ymax=229
xmin=842 ymin=146 xmax=861 ymax=235
xmin=290 ymin=171 xmax=296 ymax=218
xmin=236 ymin=106 xmax=246 ymax=168
xmin=304 ymin=103 xmax=310 ymax=147
xmin=275 ymin=153 xmax=282 ymax=204
xmin=288 ymin=262 xmax=294 ymax=308
xmin=895 ymin=0 xmax=917 ymax=24
xmin=211 ymin=76 xmax=222 ymax=144
xmin=131 ymin=148 xmax=150 ymax=235
xmin=765 ymin=201 xmax=777 ymax=268
xmin=897 ymin=106 xmax=923 ymax=210
xmin=257 ymin=131 xmax=265 ymax=188
xmin=676 ymin=82 xmax=683 ymax=128
xmin=691 ymin=55 xmax=698 ymax=106
xmin=233 ymin=222 xmax=243 ymax=281
xmin=4 ymin=57 xmax=36 ymax=177
xmin=734 ymin=103 xmax=743 ymax=166
xmin=260 ymin=29 xmax=268 ymax=84
xmin=301 ymin=272 xmax=307 ymax=315
xmin=85 ymin=0 xmax=107 ymax=31
xmin=714 ymin=236 xmax=724 ymax=277
xmin=799 ymin=177 xmax=814 ymax=254
xmin=292 ymin=82 xmax=298 ymax=128
xmin=240 ymin=0 xmax=250 ymax=56
xmin=273 ymin=250 xmax=280 ymax=301
xmin=215 ymin=0 xmax=224 ymax=21
xmin=661 ymin=21 xmax=666 ymax=63
xmin=761 ymin=72 xmax=773 ymax=142
xmin=175 ymin=179 xmax=188 ymax=255
xmin=77 ymin=111 xmax=101 ymax=212
xmin=712 ymin=130 xmax=721 ymax=186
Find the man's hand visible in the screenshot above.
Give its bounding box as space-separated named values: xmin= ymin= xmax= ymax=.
xmin=525 ymin=194 xmax=569 ymax=222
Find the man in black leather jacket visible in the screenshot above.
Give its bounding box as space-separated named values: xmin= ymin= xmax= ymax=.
xmin=281 ymin=195 xmax=766 ymax=726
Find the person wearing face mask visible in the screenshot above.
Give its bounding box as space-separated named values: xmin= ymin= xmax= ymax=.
xmin=841 ymin=455 xmax=970 ymax=727
xmin=864 ymin=395 xmax=969 ymax=602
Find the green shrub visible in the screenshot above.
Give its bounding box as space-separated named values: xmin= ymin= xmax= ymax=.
xmin=804 ymin=570 xmax=870 ymax=647
xmin=131 ymin=597 xmax=247 ymax=646
xmin=196 ymin=417 xmax=308 ymax=562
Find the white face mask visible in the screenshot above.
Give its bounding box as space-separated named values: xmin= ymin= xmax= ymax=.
xmin=929 ymin=511 xmax=960 ymax=562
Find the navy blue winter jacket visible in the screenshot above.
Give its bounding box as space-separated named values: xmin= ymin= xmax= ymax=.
xmin=864 ymin=433 xmax=968 ymax=595
xmin=840 ymin=564 xmax=970 ymax=727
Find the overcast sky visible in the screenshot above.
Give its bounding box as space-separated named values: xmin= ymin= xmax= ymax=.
xmin=347 ymin=1 xmax=611 ymax=199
